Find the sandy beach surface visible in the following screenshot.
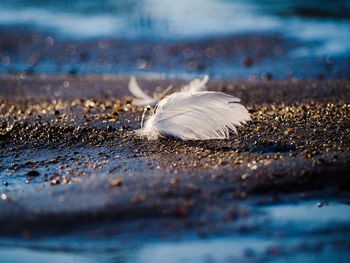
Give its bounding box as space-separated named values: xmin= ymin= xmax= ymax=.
xmin=1 ymin=1 xmax=350 ymax=261
xmin=0 ymin=74 xmax=349 ymax=262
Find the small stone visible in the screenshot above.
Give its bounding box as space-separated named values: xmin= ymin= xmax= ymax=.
xmin=241 ymin=173 xmax=249 ymax=180
xmin=171 ymin=178 xmax=179 ymax=184
xmin=113 ymin=104 xmax=121 ymax=111
xmin=26 ymin=170 xmax=40 ymax=176
xmin=50 ymin=179 xmax=60 ymax=185
xmin=110 ymin=178 xmax=122 ymax=187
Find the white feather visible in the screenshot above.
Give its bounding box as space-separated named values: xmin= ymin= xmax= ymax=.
xmin=128 ymin=76 xmax=157 ymax=106
xmin=129 ymin=75 xmax=208 ymax=106
xmin=136 ymin=90 xmax=250 ymax=140
xmin=181 ymin=75 xmax=209 ymax=92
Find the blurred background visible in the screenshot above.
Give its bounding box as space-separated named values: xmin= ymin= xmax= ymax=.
xmin=0 ymin=0 xmax=349 ymax=78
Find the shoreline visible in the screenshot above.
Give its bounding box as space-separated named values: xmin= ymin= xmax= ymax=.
xmin=1 ymin=25 xmax=349 ymax=79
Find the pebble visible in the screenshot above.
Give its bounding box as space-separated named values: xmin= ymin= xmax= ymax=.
xmin=26 ymin=170 xmax=40 ymax=177
xmin=110 ymin=178 xmax=123 ymax=187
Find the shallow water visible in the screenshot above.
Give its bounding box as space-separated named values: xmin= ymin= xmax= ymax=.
xmin=0 ymin=0 xmax=349 ymax=56
xmin=1 ymin=201 xmax=349 ymax=263
xmin=0 ymin=1 xmax=349 ymax=78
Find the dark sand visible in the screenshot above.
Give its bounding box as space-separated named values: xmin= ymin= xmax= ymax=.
xmin=0 ymin=75 xmax=350 ymax=261
xmin=1 ymin=25 xmax=349 ymax=79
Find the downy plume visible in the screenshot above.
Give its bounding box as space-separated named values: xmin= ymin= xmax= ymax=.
xmin=181 ymin=75 xmax=209 ymax=92
xmin=128 ymin=75 xmax=208 ymax=106
xmin=136 ymin=77 xmax=250 ymax=140
xmin=128 ymin=76 xmax=172 ymax=106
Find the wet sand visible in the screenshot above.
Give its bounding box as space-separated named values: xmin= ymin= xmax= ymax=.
xmin=0 ymin=75 xmax=350 ymax=261
xmin=1 ymin=25 xmax=349 ymax=79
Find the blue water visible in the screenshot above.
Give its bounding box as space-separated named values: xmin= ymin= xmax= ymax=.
xmin=1 ymin=201 xmax=350 ymax=263
xmin=0 ymin=0 xmax=349 ymax=56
